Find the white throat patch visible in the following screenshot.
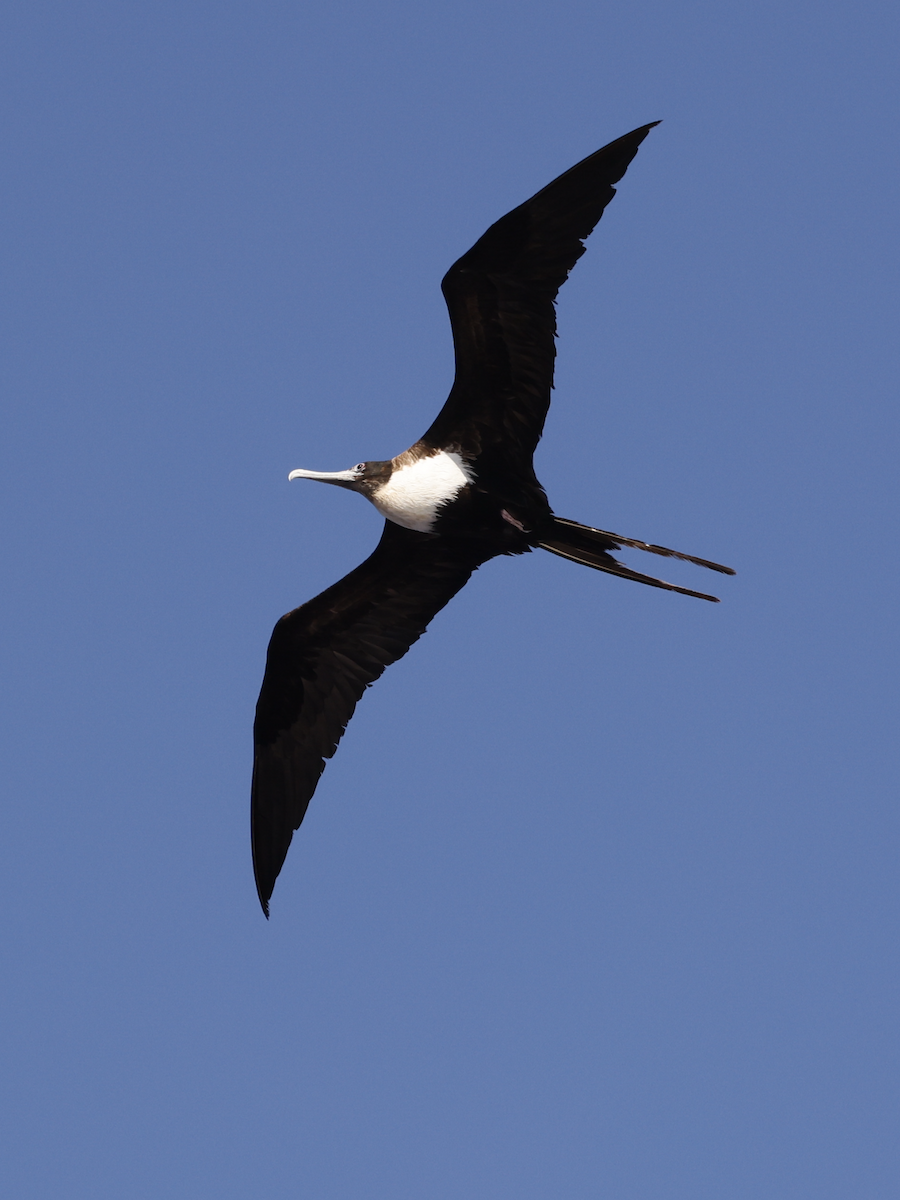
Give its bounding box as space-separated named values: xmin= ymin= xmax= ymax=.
xmin=370 ymin=450 xmax=474 ymax=532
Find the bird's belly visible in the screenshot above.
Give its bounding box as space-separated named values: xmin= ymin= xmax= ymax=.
xmin=370 ymin=450 xmax=475 ymax=533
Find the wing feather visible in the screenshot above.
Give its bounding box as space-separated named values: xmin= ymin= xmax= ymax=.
xmin=251 ymin=521 xmax=494 ymax=914
xmin=423 ymin=122 xmax=659 ymax=461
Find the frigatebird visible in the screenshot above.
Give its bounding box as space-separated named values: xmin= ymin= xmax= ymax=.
xmin=252 ymin=122 xmax=733 ymax=915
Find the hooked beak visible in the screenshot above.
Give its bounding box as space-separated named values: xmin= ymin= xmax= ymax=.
xmin=288 ymin=466 xmax=361 ymax=488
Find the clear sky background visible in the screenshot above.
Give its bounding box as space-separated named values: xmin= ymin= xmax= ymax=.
xmin=1 ymin=2 xmax=897 ymax=1197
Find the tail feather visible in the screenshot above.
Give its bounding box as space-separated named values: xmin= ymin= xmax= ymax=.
xmin=537 ymin=517 xmax=734 ymax=603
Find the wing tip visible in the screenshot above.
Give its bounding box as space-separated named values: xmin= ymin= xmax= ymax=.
xmin=252 ymin=838 xmax=273 ymax=917
xmin=630 ymin=119 xmax=662 ymax=139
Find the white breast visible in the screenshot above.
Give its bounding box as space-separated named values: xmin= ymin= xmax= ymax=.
xmin=370 ymin=450 xmax=474 ymax=532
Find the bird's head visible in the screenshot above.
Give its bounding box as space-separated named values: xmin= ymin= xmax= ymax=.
xmin=288 ymin=460 xmax=393 ymax=495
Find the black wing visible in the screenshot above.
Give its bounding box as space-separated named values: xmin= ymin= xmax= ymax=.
xmin=251 ymin=521 xmax=495 ymax=915
xmin=423 ymin=122 xmax=659 ymax=465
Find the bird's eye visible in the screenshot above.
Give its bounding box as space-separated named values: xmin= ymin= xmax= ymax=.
xmin=355 ymin=463 xmax=366 ymax=471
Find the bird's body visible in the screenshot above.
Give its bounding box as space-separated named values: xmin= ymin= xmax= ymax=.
xmin=365 ymin=449 xmax=477 ymax=533
xmin=252 ymin=123 xmax=734 ymax=915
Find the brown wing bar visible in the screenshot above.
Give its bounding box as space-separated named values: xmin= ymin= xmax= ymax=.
xmin=251 ymin=521 xmax=495 ymax=915
xmin=423 ymin=122 xmax=660 ymax=464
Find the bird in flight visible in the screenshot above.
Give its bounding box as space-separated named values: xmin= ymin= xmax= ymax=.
xmin=252 ymin=122 xmax=733 ymax=915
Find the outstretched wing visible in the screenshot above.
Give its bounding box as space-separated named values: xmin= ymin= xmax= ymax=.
xmin=423 ymin=122 xmax=659 ymax=465
xmin=251 ymin=520 xmax=494 ymax=915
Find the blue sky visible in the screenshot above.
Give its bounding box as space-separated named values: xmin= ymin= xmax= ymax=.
xmin=1 ymin=1 xmax=898 ymax=1196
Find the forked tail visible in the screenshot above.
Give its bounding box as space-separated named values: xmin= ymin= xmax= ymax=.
xmin=537 ymin=516 xmax=735 ymax=603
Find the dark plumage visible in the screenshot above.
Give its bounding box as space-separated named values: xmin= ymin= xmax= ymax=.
xmin=251 ymin=123 xmax=734 ymax=915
